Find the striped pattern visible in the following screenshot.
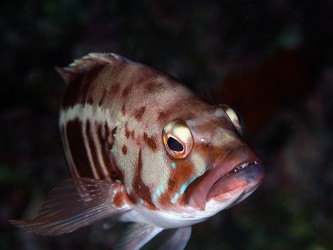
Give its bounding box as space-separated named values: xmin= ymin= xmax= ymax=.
xmin=58 ymin=54 xmax=128 ymax=183
xmin=60 ymin=103 xmax=119 ymax=181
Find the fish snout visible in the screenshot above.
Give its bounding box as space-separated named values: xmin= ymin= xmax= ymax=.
xmin=184 ymin=146 xmax=264 ymax=210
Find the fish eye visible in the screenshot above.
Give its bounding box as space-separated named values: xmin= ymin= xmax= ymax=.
xmin=218 ymin=104 xmax=243 ymax=135
xmin=167 ymin=136 xmax=184 ymax=152
xmin=162 ymin=120 xmax=193 ymax=159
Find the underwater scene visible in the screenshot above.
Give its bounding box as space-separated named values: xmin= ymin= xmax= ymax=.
xmin=1 ymin=1 xmax=332 ymax=249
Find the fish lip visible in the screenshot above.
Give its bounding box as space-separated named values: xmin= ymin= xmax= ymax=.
xmin=184 ymin=145 xmax=264 ymax=210
xmin=206 ymin=161 xmax=264 ymax=201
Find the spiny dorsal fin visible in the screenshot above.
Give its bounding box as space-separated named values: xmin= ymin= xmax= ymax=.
xmin=56 ymin=53 xmax=126 ymax=85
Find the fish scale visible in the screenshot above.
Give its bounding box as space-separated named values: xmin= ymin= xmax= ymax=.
xmin=11 ymin=52 xmax=264 ymax=250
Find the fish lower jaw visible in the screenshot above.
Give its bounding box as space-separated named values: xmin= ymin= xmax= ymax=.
xmin=204 ymin=188 xmax=246 ymax=214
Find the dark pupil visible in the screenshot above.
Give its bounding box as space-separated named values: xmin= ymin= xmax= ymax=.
xmin=167 ymin=137 xmax=184 ymax=152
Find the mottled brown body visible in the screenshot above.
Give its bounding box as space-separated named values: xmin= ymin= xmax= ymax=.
xmin=12 ymin=53 xmax=264 ymax=250
xmin=58 ymin=53 xmax=208 ymax=210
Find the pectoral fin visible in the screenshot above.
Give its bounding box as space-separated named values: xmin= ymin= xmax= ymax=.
xmin=159 ymin=226 xmax=192 ymax=250
xmin=10 ymin=178 xmax=130 ymax=235
xmin=115 ymin=223 xmax=163 ymax=250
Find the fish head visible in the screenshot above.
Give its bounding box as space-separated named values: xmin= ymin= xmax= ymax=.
xmin=141 ymin=102 xmax=264 ymax=220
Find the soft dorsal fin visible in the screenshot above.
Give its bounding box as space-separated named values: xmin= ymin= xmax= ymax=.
xmin=56 ymin=53 xmax=126 ymax=85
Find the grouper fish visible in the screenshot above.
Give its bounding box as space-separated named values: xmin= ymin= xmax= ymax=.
xmin=11 ymin=53 xmax=264 ymax=249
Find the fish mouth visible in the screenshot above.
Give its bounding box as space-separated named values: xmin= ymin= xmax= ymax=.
xmin=184 ymin=146 xmax=264 ymax=210
xmin=206 ymin=160 xmax=263 ymax=201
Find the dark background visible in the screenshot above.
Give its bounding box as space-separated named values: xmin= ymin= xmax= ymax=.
xmin=1 ymin=1 xmax=333 ymax=249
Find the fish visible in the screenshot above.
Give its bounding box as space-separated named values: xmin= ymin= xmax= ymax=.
xmin=11 ymin=53 xmax=265 ymax=249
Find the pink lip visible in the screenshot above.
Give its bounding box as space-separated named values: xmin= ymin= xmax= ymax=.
xmin=184 ymin=146 xmax=264 ymax=210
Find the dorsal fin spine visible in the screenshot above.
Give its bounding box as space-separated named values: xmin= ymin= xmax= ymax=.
xmin=57 ymin=53 xmax=126 ymax=85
